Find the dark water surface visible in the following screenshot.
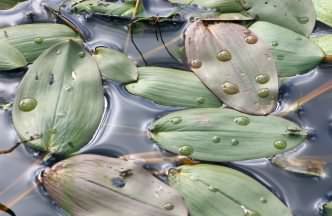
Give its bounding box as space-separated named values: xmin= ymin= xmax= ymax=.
xmin=0 ymin=0 xmax=331 ymax=216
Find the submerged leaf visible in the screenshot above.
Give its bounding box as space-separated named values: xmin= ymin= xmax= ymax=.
xmin=126 ymin=67 xmax=222 ymax=108
xmin=93 ymin=47 xmax=138 ymax=83
xmin=0 ymin=24 xmax=81 ymax=63
xmin=243 ymin=0 xmax=316 ymax=36
xmin=250 ymin=22 xmax=324 ymax=77
xmin=13 ymin=40 xmax=104 ymax=156
xmin=168 ymin=164 xmax=293 ymax=216
xmin=311 ymin=35 xmax=332 ymax=57
xmin=0 ymin=40 xmax=27 ymax=71
xmin=313 ymin=0 xmax=332 ymax=28
xmin=150 ymin=108 xmax=306 ymax=162
xmin=41 ymin=154 xmax=188 ymax=216
xmin=185 ymin=21 xmax=278 ymax=115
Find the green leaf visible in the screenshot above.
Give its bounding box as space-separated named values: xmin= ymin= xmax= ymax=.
xmin=126 ymin=67 xmax=222 ymax=108
xmin=150 ymin=108 xmax=306 ymax=162
xmin=0 ymin=24 xmax=81 ymax=63
xmin=12 ymin=40 xmax=104 ymax=156
xmin=0 ymin=0 xmax=25 ymax=10
xmin=243 ymin=0 xmax=316 ymax=36
xmin=93 ymin=47 xmax=138 ymax=83
xmin=169 ymin=0 xmax=244 ymax=13
xmin=168 ymin=164 xmax=293 ymax=216
xmin=250 ymin=21 xmax=324 ymax=77
xmin=324 ymin=201 xmax=332 ymax=216
xmin=313 ymin=0 xmax=332 ymax=28
xmin=185 ymin=21 xmax=278 ymax=115
xmin=0 ymin=40 xmax=27 ymax=71
xmin=311 ymin=35 xmax=332 ymax=56
xmin=42 ymin=154 xmax=188 ymax=216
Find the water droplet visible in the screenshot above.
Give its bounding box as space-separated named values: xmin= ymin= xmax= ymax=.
xmin=242 ymin=206 xmax=261 ymax=216
xmin=245 ymin=35 xmax=258 ymax=44
xmin=19 ymin=98 xmax=38 ymax=112
xmin=64 ymin=85 xmax=73 ymax=92
xmin=163 ymin=203 xmax=174 ymax=211
xmin=217 ymin=50 xmax=232 ymax=62
xmin=260 ymin=197 xmax=267 ymax=204
xmin=111 ymin=177 xmax=126 ymax=188
xmin=231 ymin=138 xmax=239 ymax=146
xmin=72 ymin=71 xmax=77 ymax=80
xmin=49 ymin=73 xmax=54 ymax=85
xmin=212 ymin=136 xmax=221 ymax=143
xmin=297 ymin=16 xmax=309 ymax=24
xmin=56 ymin=49 xmax=61 ymax=55
xmin=34 ymin=37 xmax=43 ymax=44
xmin=78 ymin=51 xmax=85 ymax=58
xmin=271 ymin=41 xmax=278 ymax=47
xmin=196 ymin=97 xmax=205 ymax=104
xmin=234 ymin=116 xmax=250 ymax=126
xmin=277 ymin=54 xmax=284 ymax=61
xmin=274 ymin=140 xmax=287 ymax=150
xmin=255 ymin=74 xmax=270 ymax=84
xmin=222 ymin=82 xmax=239 ymax=95
xmin=191 ymin=59 xmax=202 ymax=68
xmin=178 ymin=145 xmax=194 ymax=156
xmin=208 ymin=186 xmax=218 ymax=192
xmin=257 ymin=88 xmax=270 ymax=98
xmin=170 ymin=117 xmax=182 ymax=125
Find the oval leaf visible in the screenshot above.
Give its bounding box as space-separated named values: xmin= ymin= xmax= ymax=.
xmin=41 ymin=154 xmax=188 ymax=216
xmin=168 ymin=164 xmax=293 ymax=216
xmin=313 ymin=0 xmax=332 ymax=28
xmin=243 ymin=0 xmax=316 ymax=36
xmin=0 ymin=39 xmax=27 ymax=71
xmin=185 ymin=21 xmax=278 ymax=115
xmin=126 ymin=67 xmax=222 ymax=108
xmin=93 ymin=47 xmax=138 ymax=83
xmin=0 ymin=24 xmax=81 ymax=63
xmin=250 ymin=21 xmax=324 ymax=77
xmin=150 ymin=108 xmax=306 ymax=162
xmin=13 ymin=40 xmax=104 ymax=156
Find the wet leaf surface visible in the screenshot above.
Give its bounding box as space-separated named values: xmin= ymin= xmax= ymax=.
xmin=0 ymin=40 xmax=27 ymax=71
xmin=313 ymin=0 xmax=332 ymax=28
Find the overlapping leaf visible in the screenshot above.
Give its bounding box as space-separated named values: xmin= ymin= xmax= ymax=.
xmin=168 ymin=164 xmax=293 ymax=216
xmin=0 ymin=24 xmax=81 ymax=63
xmin=41 ymin=154 xmax=188 ymax=216
xmin=13 ymin=40 xmax=104 ymax=156
xmin=169 ymin=0 xmax=244 ymax=13
xmin=250 ymin=21 xmax=324 ymax=77
xmin=185 ymin=21 xmax=278 ymax=115
xmin=313 ymin=0 xmax=332 ymax=28
xmin=93 ymin=47 xmax=138 ymax=83
xmin=126 ymin=67 xmax=222 ymax=108
xmin=311 ymin=35 xmax=332 ymax=57
xmin=150 ymin=108 xmax=306 ymax=162
xmin=0 ymin=40 xmax=27 ymax=71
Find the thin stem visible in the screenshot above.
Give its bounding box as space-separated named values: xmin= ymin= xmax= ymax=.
xmin=0 ymin=135 xmax=40 ymax=155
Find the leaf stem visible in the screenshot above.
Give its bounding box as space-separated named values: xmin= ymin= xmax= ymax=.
xmin=0 ymin=135 xmax=40 ymax=155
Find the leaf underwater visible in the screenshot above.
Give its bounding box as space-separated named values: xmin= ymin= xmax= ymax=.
xmin=12 ymin=40 xmax=104 ymax=156
xmin=0 ymin=24 xmax=81 ymax=63
xmin=93 ymin=47 xmax=138 ymax=83
xmin=150 ymin=108 xmax=306 ymax=162
xmin=0 ymin=40 xmax=27 ymax=71
xmin=41 ymin=154 xmax=188 ymax=216
xmin=313 ymin=0 xmax=332 ymax=28
xmin=126 ymin=67 xmax=222 ymax=108
xmin=168 ymin=164 xmax=293 ymax=216
xmin=250 ymin=21 xmax=324 ymax=77
xmin=185 ymin=21 xmax=278 ymax=115
xmin=0 ymin=0 xmax=25 ymax=10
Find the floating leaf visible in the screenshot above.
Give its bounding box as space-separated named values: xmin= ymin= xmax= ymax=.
xmin=0 ymin=24 xmax=81 ymax=63
xmin=126 ymin=67 xmax=222 ymax=108
xmin=272 ymin=154 xmax=326 ymax=177
xmin=185 ymin=21 xmax=278 ymax=115
xmin=0 ymin=0 xmax=25 ymax=10
xmin=250 ymin=21 xmax=324 ymax=77
xmin=311 ymin=35 xmax=332 ymax=57
xmin=0 ymin=40 xmax=27 ymax=71
xmin=13 ymin=40 xmax=104 ymax=156
xmin=313 ymin=0 xmax=332 ymax=28
xmin=243 ymin=0 xmax=316 ymax=36
xmin=324 ymin=202 xmax=332 ymax=216
xmin=93 ymin=47 xmax=138 ymax=83
xmin=169 ymin=0 xmax=244 ymax=13
xmin=150 ymin=108 xmax=306 ymax=162
xmin=168 ymin=164 xmax=293 ymax=216
xmin=217 ymin=12 xmax=254 ymax=21
xmin=41 ymin=154 xmax=188 ymax=216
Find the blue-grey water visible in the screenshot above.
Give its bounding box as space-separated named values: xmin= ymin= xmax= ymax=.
xmin=0 ymin=0 xmax=331 ymax=216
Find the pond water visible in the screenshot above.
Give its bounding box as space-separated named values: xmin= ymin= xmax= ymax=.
xmin=0 ymin=0 xmax=331 ymax=216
